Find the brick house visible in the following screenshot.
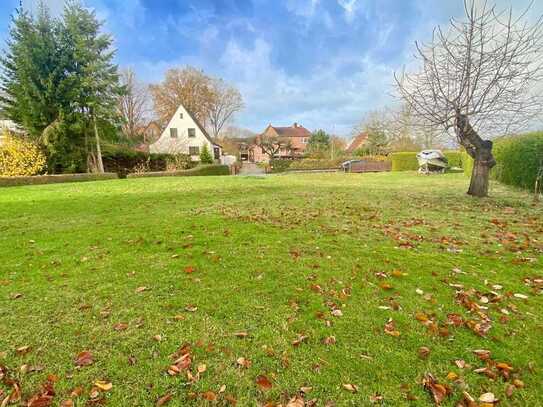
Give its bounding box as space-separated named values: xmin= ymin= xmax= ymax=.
xmin=245 ymin=123 xmax=312 ymax=163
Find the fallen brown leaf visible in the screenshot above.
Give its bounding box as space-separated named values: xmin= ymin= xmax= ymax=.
xmin=256 ymin=375 xmax=273 ymax=391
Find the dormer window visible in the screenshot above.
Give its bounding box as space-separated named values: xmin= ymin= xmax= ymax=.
xmin=188 ymin=128 xmax=196 ymax=138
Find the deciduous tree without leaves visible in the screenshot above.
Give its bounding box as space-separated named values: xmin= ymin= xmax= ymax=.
xmin=396 ymin=0 xmax=543 ymax=197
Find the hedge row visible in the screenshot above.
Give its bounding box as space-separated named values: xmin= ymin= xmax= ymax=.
xmin=0 ymin=172 xmax=118 ymax=187
xmin=390 ymin=151 xmax=465 ymax=171
xmin=101 ymin=146 xmax=171 ymax=174
xmin=289 ymin=158 xmax=345 ymax=170
xmin=127 ymin=165 xmax=230 ymax=178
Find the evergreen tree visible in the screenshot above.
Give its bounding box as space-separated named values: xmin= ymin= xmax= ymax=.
xmin=199 ymin=144 xmax=213 ymax=164
xmin=61 ymin=0 xmax=123 ymax=173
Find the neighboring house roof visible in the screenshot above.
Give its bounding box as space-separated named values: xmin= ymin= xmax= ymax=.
xmin=266 ymin=123 xmax=311 ymax=138
xmin=346 ymin=132 xmax=369 ymax=153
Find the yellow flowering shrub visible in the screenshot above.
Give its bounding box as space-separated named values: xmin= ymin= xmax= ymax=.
xmin=0 ymin=130 xmax=46 ymax=176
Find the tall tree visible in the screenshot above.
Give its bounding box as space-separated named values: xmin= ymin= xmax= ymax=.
xmin=149 ymin=67 xmax=215 ymax=126
xmin=118 ymin=68 xmax=149 ymax=140
xmin=0 ymin=3 xmax=65 ymax=140
xmin=396 ymin=1 xmax=543 ymax=197
xmin=207 ymin=79 xmax=244 ymax=139
xmin=61 ymin=0 xmax=123 ymax=173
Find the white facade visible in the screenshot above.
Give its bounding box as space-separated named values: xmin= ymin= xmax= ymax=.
xmin=149 ymin=104 xmax=221 ymax=161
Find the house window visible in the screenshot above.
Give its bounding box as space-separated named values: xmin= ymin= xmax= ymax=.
xmin=179 ymin=113 xmax=183 ymax=119
xmin=188 ymin=128 xmax=196 ymax=138
xmin=170 ymin=128 xmax=178 ymax=138
xmin=302 ymin=138 xmax=308 ymax=144
xmin=189 ymin=146 xmax=200 ymax=155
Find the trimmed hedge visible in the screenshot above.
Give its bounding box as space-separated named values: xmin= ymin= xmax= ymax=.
xmin=127 ymin=165 xmax=230 ymax=178
xmin=289 ymin=158 xmax=345 ymax=170
xmin=101 ymin=146 xmax=171 ymax=176
xmin=444 ymin=151 xmax=463 ymax=168
xmin=492 ymin=132 xmax=543 ymax=190
xmin=391 ymin=151 xmax=464 ymax=171
xmin=0 ymin=172 xmax=118 ymax=187
xmin=269 ymin=159 xmax=293 ymax=173
xmin=462 ymin=133 xmax=543 ymax=191
xmin=390 ymin=152 xmax=419 ymax=171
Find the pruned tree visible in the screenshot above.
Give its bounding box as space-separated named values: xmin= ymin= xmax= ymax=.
xmin=118 ymin=68 xmax=150 ymax=140
xmin=207 ymin=79 xmax=244 ymax=139
xmin=257 ymin=133 xmax=292 ymax=160
xmin=149 ymin=67 xmax=215 ymax=127
xmin=396 ymin=1 xmax=543 ymax=197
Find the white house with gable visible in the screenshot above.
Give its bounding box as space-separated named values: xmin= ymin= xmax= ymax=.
xmin=149 ymin=104 xmax=222 ymax=161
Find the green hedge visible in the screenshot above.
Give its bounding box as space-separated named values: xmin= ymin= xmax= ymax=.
xmin=269 ymin=159 xmax=293 ymax=173
xmin=492 ymin=132 xmax=543 ymax=190
xmin=390 ymin=151 xmax=465 ymax=171
xmin=101 ymin=145 xmax=171 ymax=175
xmin=0 ymin=172 xmax=118 ymax=187
xmin=444 ymin=151 xmax=463 ymax=168
xmin=127 ymin=165 xmax=230 ymax=178
xmin=462 ymin=151 xmax=474 ymax=176
xmin=390 ymin=152 xmax=419 ymax=171
xmin=289 ymin=158 xmax=345 ymax=170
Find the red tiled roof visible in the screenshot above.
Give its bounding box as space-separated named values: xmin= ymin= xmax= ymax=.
xmin=345 ymin=132 xmax=369 ymax=153
xmin=272 ymin=124 xmax=311 ymax=138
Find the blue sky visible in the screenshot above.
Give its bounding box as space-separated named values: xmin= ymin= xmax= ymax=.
xmin=1 ymin=0 xmax=541 ymax=135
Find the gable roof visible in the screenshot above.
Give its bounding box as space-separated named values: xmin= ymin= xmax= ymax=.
xmin=346 ymin=132 xmax=369 ymax=153
xmin=182 ymin=105 xmax=222 ymax=147
xmin=264 ymin=124 xmax=312 ymax=138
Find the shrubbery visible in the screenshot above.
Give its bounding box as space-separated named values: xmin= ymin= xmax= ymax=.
xmin=199 ymin=144 xmax=214 ymax=164
xmin=492 ymin=132 xmax=543 ymax=190
xmin=390 ymin=150 xmax=464 ymax=171
xmin=0 ymin=132 xmax=47 ymax=176
xmin=0 ymin=172 xmax=118 ymax=187
xmin=289 ymin=158 xmax=345 ymax=170
xmin=390 ymin=152 xmax=419 ymax=171
xmin=462 ymin=133 xmax=543 ymax=192
xmin=127 ymin=164 xmax=230 ymax=178
xmin=269 ymin=159 xmax=293 ymax=173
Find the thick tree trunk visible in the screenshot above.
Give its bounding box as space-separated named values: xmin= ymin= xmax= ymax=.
xmin=92 ymin=112 xmax=105 ymax=174
xmin=455 ymin=113 xmax=496 ymax=197
xmin=468 ymin=157 xmax=492 ymax=197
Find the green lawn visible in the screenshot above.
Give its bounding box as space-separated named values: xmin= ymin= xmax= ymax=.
xmin=0 ymin=172 xmax=541 ymax=406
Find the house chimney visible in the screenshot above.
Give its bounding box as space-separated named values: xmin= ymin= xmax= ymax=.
xmin=293 ymin=122 xmax=298 ymax=128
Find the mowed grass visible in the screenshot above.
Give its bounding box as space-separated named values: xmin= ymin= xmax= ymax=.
xmin=0 ymin=172 xmax=542 ymax=406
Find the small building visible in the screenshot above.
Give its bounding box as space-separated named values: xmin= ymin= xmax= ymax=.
xmin=247 ymin=123 xmax=312 ymax=163
xmin=345 ymin=132 xmax=369 ymax=154
xmin=149 ymin=104 xmax=222 ymax=161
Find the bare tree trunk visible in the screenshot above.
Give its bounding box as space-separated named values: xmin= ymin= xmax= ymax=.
xmin=93 ymin=112 xmax=105 ymax=174
xmin=455 ymin=114 xmax=496 ymax=197
xmin=468 ymin=156 xmax=492 ymax=197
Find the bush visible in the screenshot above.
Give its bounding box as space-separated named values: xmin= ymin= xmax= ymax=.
xmin=101 ymin=144 xmax=172 ymax=176
xmin=462 ymin=151 xmax=474 ymax=176
xmin=390 ymin=152 xmax=419 ymax=171
xmin=0 ymin=172 xmax=118 ymax=187
xmin=289 ymin=158 xmax=345 ymax=170
xmin=127 ymin=165 xmax=230 ymax=178
xmin=0 ymin=132 xmax=47 ymax=176
xmin=199 ymin=144 xmax=213 ymax=164
xmin=444 ymin=151 xmax=463 ymax=168
xmin=269 ymin=159 xmax=293 ymax=173
xmin=492 ymin=132 xmax=543 ymax=190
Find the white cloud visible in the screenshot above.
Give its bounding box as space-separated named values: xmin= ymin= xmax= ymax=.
xmin=337 ymin=0 xmax=359 ymax=23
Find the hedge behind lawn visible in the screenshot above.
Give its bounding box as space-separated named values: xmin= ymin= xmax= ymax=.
xmin=462 ymin=133 xmax=543 ymax=191
xmin=390 ymin=152 xmax=419 ymax=171
xmin=492 ymin=132 xmax=543 ymax=190
xmin=391 ymin=151 xmax=465 ymax=171
xmin=127 ymin=165 xmax=230 ymax=178
xmin=0 ymin=172 xmax=118 ymax=187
